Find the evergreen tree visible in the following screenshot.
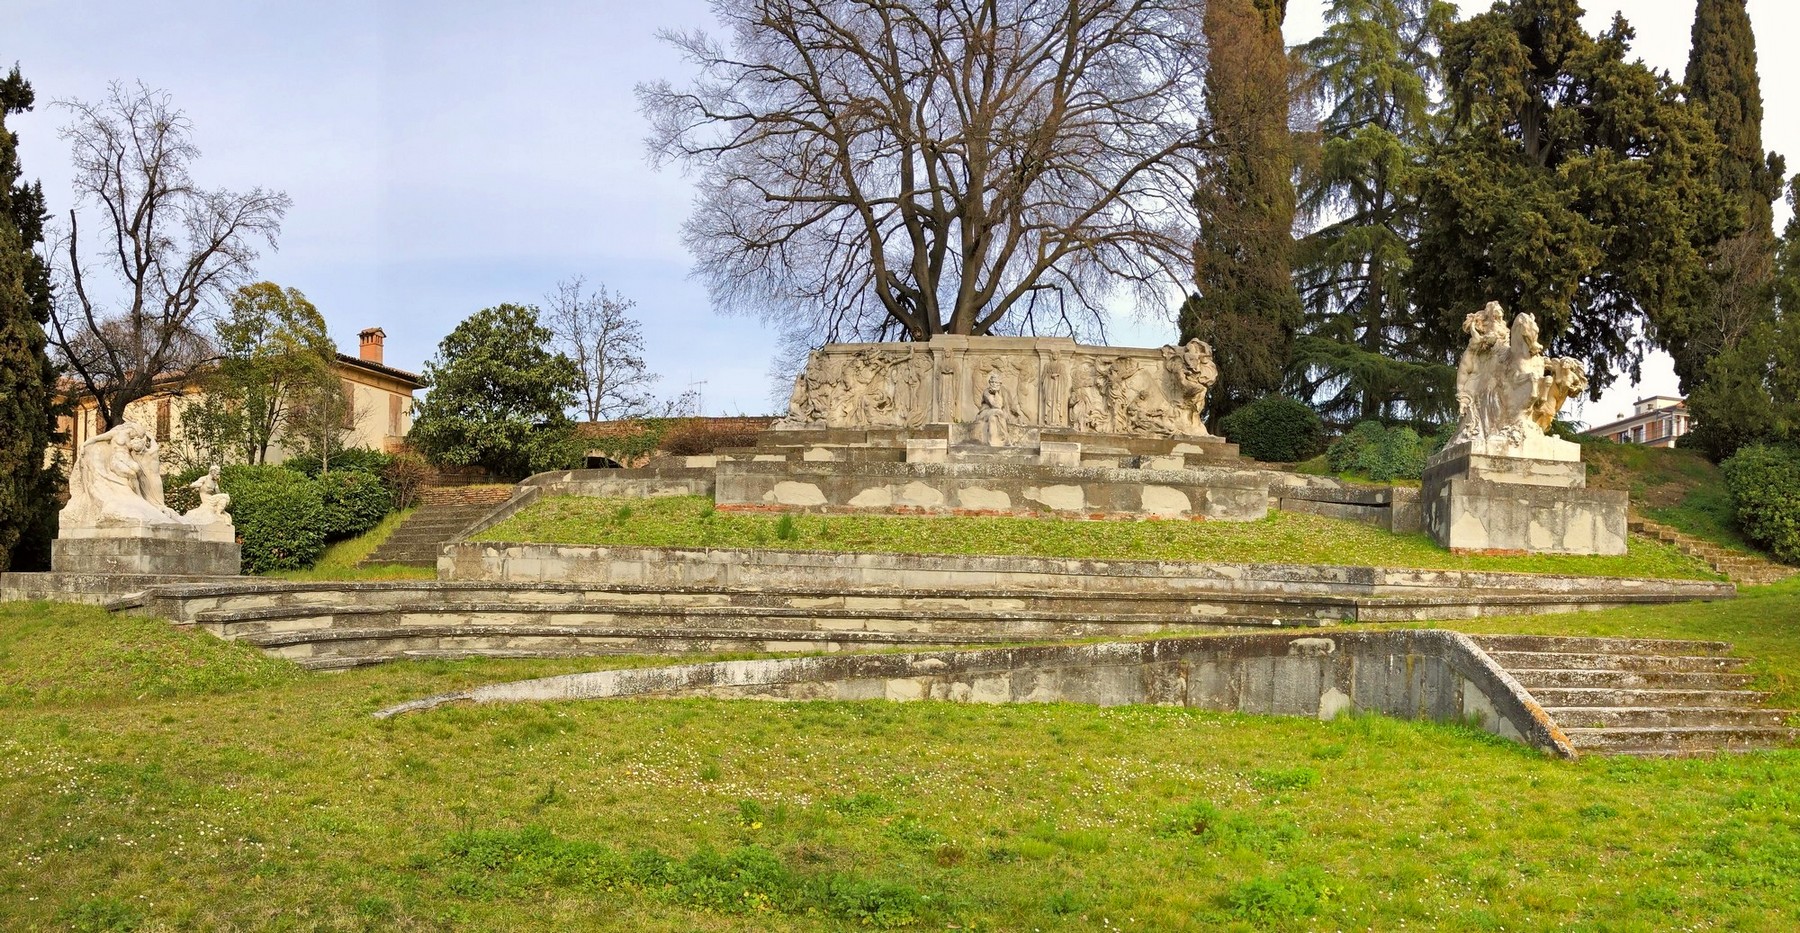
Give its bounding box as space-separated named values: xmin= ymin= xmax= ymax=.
xmin=1677 ymin=0 xmax=1786 ymax=458
xmin=1181 ymin=0 xmax=1303 ymax=422
xmin=0 ymin=66 xmax=58 ymax=572
xmin=1411 ymin=0 xmax=1733 ymax=397
xmin=409 ymin=304 xmax=581 ymax=481
xmin=1289 ymin=0 xmax=1457 ymax=427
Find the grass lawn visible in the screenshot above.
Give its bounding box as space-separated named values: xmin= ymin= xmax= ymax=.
xmin=5 ymin=584 xmax=1800 ymax=930
xmin=475 ymin=495 xmax=1718 ymax=580
xmin=269 ymin=508 xmax=437 ymax=582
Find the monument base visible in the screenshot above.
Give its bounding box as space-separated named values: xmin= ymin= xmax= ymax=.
xmin=1421 ymin=446 xmax=1626 ymax=555
xmin=52 ymin=536 xmax=242 ymax=576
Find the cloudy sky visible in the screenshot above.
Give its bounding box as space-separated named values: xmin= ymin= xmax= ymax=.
xmin=11 ymin=0 xmax=1798 ymax=425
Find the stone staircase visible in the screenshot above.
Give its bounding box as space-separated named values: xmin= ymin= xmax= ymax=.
xmin=360 ymin=503 xmax=496 ymax=568
xmin=1629 ymin=518 xmax=1797 ymax=586
xmin=1474 ymin=634 xmax=1797 ymax=757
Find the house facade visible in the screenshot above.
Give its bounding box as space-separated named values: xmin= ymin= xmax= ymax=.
xmin=58 ymin=328 xmax=424 ymax=467
xmin=1582 ymin=396 xmax=1691 ymax=448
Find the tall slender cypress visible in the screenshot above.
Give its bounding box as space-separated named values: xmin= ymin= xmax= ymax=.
xmin=1679 ymin=0 xmax=1787 ymax=457
xmin=1181 ymin=0 xmax=1303 ymax=423
xmin=0 ymin=65 xmax=59 ymax=571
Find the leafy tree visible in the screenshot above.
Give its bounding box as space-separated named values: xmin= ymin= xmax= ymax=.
xmin=1180 ymin=0 xmax=1303 ymax=421
xmin=179 ymin=282 xmax=337 ymax=465
xmin=410 ymin=304 xmax=580 ymax=480
xmin=1411 ymin=0 xmax=1733 ymax=396
xmin=1288 ymin=0 xmax=1457 ymax=427
xmin=544 ymin=276 xmax=658 ymax=422
xmin=640 ymin=0 xmax=1208 ymax=342
xmin=1677 ymin=0 xmax=1786 ymax=458
xmin=46 ymin=82 xmax=290 ymax=428
xmin=0 ymin=65 xmax=59 ymax=572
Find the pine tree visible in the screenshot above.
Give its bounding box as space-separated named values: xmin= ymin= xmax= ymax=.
xmin=1411 ymin=0 xmax=1733 ymax=397
xmin=1289 ymin=0 xmax=1457 ymax=428
xmin=0 ymin=66 xmax=59 ymax=571
xmin=1180 ymin=0 xmax=1303 ymax=422
xmin=1677 ymin=0 xmax=1786 ymax=458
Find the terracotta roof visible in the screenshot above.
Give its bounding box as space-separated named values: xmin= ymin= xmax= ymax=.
xmin=335 ymin=353 xmax=424 ymax=388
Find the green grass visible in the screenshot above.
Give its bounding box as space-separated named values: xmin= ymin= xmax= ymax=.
xmin=269 ymin=508 xmax=437 ymax=581
xmin=1581 ymin=439 xmax=1776 ymax=559
xmin=6 ymin=592 xmax=1800 ymax=930
xmin=475 ymin=495 xmax=1718 ymax=580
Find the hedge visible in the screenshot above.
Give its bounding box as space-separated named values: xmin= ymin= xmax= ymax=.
xmin=1326 ymin=421 xmax=1433 ymax=481
xmin=1219 ymin=397 xmax=1323 ymax=463
xmin=317 ymin=470 xmax=394 ymax=540
xmin=1721 ymin=443 xmax=1800 ymax=565
xmin=220 ymin=465 xmax=328 ymax=573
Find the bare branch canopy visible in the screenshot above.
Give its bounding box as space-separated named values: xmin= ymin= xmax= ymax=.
xmin=638 ymin=0 xmax=1209 ymax=345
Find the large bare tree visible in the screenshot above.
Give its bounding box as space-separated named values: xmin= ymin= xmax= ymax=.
xmin=639 ymin=0 xmax=1208 ymax=344
xmin=544 ymin=276 xmax=659 ymax=422
xmin=48 ymin=82 xmax=290 ymax=428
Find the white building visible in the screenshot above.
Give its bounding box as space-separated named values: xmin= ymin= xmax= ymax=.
xmin=1583 ymin=396 xmax=1690 ymax=448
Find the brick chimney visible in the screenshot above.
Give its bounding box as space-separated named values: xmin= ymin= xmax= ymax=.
xmin=358 ymin=327 xmax=385 ymax=365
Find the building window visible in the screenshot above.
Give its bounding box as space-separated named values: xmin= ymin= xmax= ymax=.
xmin=341 ymin=381 xmax=356 ymax=429
xmin=155 ymin=398 xmax=172 ymax=442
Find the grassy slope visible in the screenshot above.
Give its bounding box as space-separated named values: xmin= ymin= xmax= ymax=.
xmin=6 ymin=590 xmax=1800 ymax=931
xmin=475 ymin=495 xmax=1717 ymax=580
xmin=1581 ymin=438 xmax=1772 ymax=557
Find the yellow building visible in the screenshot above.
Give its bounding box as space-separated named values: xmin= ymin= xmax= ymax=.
xmin=59 ymin=328 xmax=425 ymax=466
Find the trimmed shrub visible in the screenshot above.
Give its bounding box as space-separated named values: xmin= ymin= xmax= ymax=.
xmin=1219 ymin=397 xmax=1323 ymax=463
xmin=282 ymin=447 xmax=393 ymax=478
xmin=1326 ymin=421 xmax=1432 ymax=481
xmin=1721 ymin=443 xmax=1800 ymax=564
xmin=220 ymin=465 xmax=327 ymax=573
xmin=317 ymin=470 xmax=394 ymax=540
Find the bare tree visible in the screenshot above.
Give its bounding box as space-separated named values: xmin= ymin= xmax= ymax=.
xmin=544 ymin=276 xmax=660 ymax=422
xmin=47 ymin=82 xmax=290 ymax=428
xmin=638 ymin=0 xmax=1207 ymax=344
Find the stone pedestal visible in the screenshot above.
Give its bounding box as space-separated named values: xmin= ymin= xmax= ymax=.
xmin=1421 ymin=442 xmax=1626 ymax=555
xmin=53 ymin=521 xmax=241 ymax=576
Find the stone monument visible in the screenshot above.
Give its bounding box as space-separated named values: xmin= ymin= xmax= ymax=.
xmin=1422 ymin=302 xmax=1626 ymax=555
xmin=52 ymin=423 xmax=241 ymax=575
xmin=719 ymin=335 xmax=1275 ymax=520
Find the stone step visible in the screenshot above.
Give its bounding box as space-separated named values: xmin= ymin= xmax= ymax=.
xmin=201 ymin=604 xmax=1307 ymax=639
xmin=1507 ymin=668 xmax=1754 ymax=690
xmin=1542 ymin=706 xmax=1790 ymax=729
xmin=1470 ymin=634 xmax=1734 ymax=656
xmin=1526 ymin=686 xmax=1773 ymax=709
xmin=1484 ymin=650 xmax=1748 ymax=674
xmin=1561 ymin=726 xmax=1798 ymax=754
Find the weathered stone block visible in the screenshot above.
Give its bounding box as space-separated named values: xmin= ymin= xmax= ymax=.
xmin=51 ymin=536 xmax=240 ymax=576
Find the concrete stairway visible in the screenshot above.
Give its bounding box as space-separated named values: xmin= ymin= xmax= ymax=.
xmin=1629 ymin=518 xmax=1797 ymax=587
xmin=1473 ymin=634 xmax=1796 ymax=757
xmin=360 ymin=503 xmax=495 ymax=568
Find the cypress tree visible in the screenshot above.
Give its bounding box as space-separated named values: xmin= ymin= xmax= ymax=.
xmin=0 ymin=65 xmax=58 ymax=571
xmin=1181 ymin=0 xmax=1303 ymax=423
xmin=1678 ymin=0 xmax=1787 ymax=458
xmin=1411 ymin=0 xmax=1732 ymax=397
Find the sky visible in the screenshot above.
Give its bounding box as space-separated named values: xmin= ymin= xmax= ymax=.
xmin=10 ymin=0 xmax=1798 ymax=425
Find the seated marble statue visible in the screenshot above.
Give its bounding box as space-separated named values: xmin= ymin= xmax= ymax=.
xmin=972 ymin=372 xmax=1024 ymax=446
xmin=184 ymin=465 xmax=233 ymax=526
xmin=1445 ymin=301 xmax=1587 ymax=459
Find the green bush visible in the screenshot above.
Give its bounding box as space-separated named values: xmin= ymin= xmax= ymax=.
xmin=1326 ymin=421 xmax=1432 ymax=481
xmin=1721 ymin=443 xmax=1800 ymax=564
xmin=282 ymin=447 xmax=394 ymax=478
xmin=221 ymin=465 xmax=327 ymax=573
xmin=317 ymin=470 xmax=394 ymax=539
xmin=1219 ymin=396 xmax=1323 ymax=463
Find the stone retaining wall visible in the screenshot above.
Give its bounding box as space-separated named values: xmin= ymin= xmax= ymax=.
xmin=374 ymin=630 xmax=1577 ymax=759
